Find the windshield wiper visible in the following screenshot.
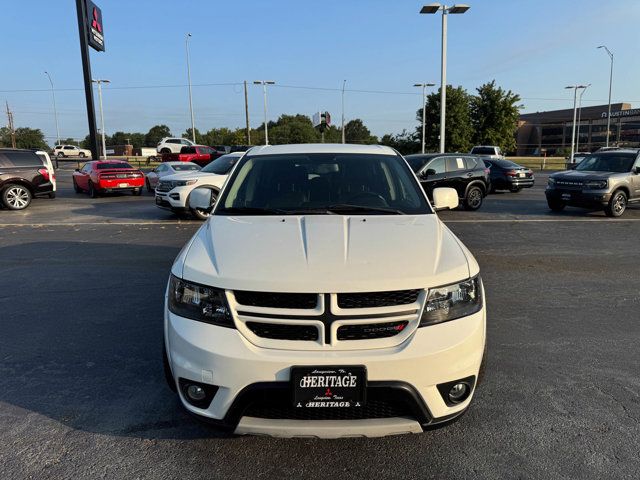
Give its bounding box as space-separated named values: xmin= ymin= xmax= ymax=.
xmin=325 ymin=204 xmax=406 ymax=215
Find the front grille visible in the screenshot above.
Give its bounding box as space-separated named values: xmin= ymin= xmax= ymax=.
xmin=338 ymin=290 xmax=421 ymax=309
xmin=156 ymin=182 xmax=172 ymax=192
xmin=555 ymin=180 xmax=584 ymax=189
xmin=246 ymin=322 xmax=318 ymax=341
xmin=234 ymin=291 xmax=318 ymax=309
xmin=337 ymin=320 xmax=409 ymax=341
xmin=243 ymin=395 xmax=412 ymax=421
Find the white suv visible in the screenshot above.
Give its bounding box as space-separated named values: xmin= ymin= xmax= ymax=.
xmin=53 ymin=144 xmax=92 ymax=158
xmin=154 ymin=152 xmax=243 ymax=219
xmin=156 ymin=137 xmax=195 ymax=154
xmin=163 ymin=144 xmax=486 ymax=438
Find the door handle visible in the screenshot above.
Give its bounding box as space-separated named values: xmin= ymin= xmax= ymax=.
xmin=466 ymin=173 xmax=473 ymax=177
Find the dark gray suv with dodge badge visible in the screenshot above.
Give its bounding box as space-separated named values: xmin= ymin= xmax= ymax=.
xmin=546 ymin=150 xmax=640 ymax=217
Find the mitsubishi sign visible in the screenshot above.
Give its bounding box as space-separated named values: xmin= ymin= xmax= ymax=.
xmin=86 ymin=0 xmax=105 ymax=51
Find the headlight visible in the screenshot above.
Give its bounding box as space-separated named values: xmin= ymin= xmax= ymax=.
xmin=583 ymin=180 xmax=607 ymax=189
xmin=168 ymin=275 xmax=234 ymax=328
xmin=174 ymin=179 xmax=197 ymax=187
xmin=547 ymin=178 xmax=556 ymax=186
xmin=420 ymin=276 xmax=482 ymax=326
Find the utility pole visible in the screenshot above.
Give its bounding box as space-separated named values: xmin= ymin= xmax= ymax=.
xmin=253 ymin=80 xmax=275 ymax=145
xmin=6 ymin=101 xmax=16 ymax=148
xmin=92 ymin=79 xmax=110 ymax=160
xmin=576 ymin=84 xmax=591 ymax=153
xmin=44 ymin=71 xmax=61 ymax=147
xmin=341 ymin=80 xmax=346 ymax=144
xmin=185 ymin=33 xmax=196 ymax=143
xmin=414 ymin=83 xmax=436 ymax=154
xmin=597 ymin=45 xmax=614 ymax=148
xmin=565 ymin=84 xmax=588 ymax=163
xmin=244 ymin=80 xmax=251 ymax=145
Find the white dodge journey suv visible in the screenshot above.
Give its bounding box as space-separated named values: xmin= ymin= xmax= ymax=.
xmin=163 ymin=143 xmax=486 ymax=438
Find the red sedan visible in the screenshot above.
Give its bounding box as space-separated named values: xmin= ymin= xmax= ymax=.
xmin=72 ymin=160 xmax=145 ymax=198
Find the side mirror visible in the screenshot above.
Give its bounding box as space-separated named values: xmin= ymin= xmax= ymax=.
xmin=634 ymin=166 xmax=640 ymax=174
xmin=188 ymin=187 xmax=217 ymax=213
xmin=422 ymin=168 xmax=436 ymax=178
xmin=432 ymin=187 xmax=459 ymax=211
xmin=74 ymin=168 xmax=80 ymax=172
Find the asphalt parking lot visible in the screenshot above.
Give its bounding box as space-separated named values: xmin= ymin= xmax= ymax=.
xmin=1 ymin=168 xmax=639 ymax=479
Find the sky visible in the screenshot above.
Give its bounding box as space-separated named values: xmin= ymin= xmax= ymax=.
xmin=1 ymin=0 xmax=639 ymax=144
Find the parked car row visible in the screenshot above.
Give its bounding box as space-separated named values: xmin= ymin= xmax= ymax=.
xmin=0 ymin=148 xmax=56 ymax=210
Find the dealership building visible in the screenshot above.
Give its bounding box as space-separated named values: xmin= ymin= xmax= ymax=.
xmin=516 ymin=103 xmax=640 ymax=155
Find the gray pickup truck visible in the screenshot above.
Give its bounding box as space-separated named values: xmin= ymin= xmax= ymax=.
xmin=545 ymin=149 xmax=640 ymax=217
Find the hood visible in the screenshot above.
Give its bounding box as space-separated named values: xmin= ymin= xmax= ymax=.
xmin=177 ymin=214 xmax=474 ymax=293
xmin=162 ymin=171 xmax=227 ymax=184
xmin=551 ymin=170 xmax=614 ymax=180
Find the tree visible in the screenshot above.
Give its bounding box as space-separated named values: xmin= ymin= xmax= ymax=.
xmin=0 ymin=127 xmax=49 ymax=150
xmin=344 ymin=119 xmax=378 ymax=144
xmin=267 ymin=115 xmax=320 ymax=145
xmin=470 ymin=80 xmax=522 ymax=154
xmin=144 ymin=125 xmax=172 ymax=147
xmin=380 ymin=130 xmax=420 ymax=155
xmin=418 ymin=85 xmax=473 ymax=152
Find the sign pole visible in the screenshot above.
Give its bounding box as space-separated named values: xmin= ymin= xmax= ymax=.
xmin=75 ymin=0 xmax=99 ymax=159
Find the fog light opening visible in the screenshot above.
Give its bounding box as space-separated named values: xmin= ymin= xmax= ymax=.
xmin=186 ymin=384 xmax=206 ymax=401
xmin=448 ymin=383 xmax=470 ymax=404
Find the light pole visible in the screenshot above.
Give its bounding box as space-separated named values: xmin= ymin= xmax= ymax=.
xmin=92 ymin=79 xmax=110 ymax=160
xmin=253 ymin=81 xmax=275 ymax=145
xmin=565 ymin=84 xmax=588 ymax=163
xmin=414 ymin=83 xmax=436 ymax=154
xmin=420 ymin=3 xmax=470 ymax=153
xmin=186 ymin=33 xmax=196 ymax=143
xmin=597 ymin=45 xmax=614 ymax=147
xmin=341 ymin=79 xmax=346 ymax=144
xmin=576 ymin=83 xmax=591 ymax=153
xmin=44 ymin=71 xmax=60 ymax=148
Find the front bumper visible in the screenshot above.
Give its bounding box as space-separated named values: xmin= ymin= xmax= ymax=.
xmin=165 ymin=300 xmax=486 ymax=437
xmin=155 ymin=186 xmax=191 ymax=210
xmin=546 ymin=188 xmax=611 ymax=207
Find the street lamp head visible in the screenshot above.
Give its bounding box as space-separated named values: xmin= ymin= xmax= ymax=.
xmin=265 ymin=81 xmax=275 ymax=85
xmin=448 ymin=4 xmax=470 ymax=14
xmin=420 ymin=3 xmax=442 ymax=14
xmin=187 ymin=33 xmax=192 ymax=37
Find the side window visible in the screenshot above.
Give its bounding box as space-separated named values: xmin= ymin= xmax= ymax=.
xmin=81 ymin=164 xmax=92 ymax=173
xmin=181 ymin=139 xmax=191 ymax=145
xmin=425 ymin=157 xmax=446 ymax=175
xmin=445 ymin=156 xmax=466 ymax=172
xmin=465 ymin=157 xmax=478 ymax=169
xmin=168 ymin=139 xmax=179 ymax=144
xmin=64 ymin=146 xmax=74 ymax=150
xmin=1 ymin=151 xmax=41 ymax=167
xmin=157 ymin=164 xmax=167 ymax=172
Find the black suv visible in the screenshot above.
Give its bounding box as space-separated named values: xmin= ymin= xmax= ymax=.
xmin=0 ymin=149 xmax=55 ymax=210
xmin=405 ymin=153 xmax=491 ymax=210
xmin=546 ymin=149 xmax=640 ymax=217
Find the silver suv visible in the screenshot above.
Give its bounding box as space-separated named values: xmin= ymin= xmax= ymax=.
xmin=546 ymin=149 xmax=640 ymax=217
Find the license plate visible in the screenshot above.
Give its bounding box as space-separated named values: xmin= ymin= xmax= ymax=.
xmin=118 ymin=183 xmax=129 ymax=188
xmin=292 ymin=366 xmax=366 ymax=408
xmin=562 ymin=193 xmax=571 ymax=200
xmin=518 ymin=173 xmax=525 ymax=178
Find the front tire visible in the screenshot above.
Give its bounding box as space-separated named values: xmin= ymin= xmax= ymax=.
xmin=464 ymin=186 xmax=484 ymax=210
xmin=146 ymin=179 xmax=153 ymax=193
xmin=133 ymin=188 xmax=142 ymax=196
xmin=79 ymin=152 xmax=86 ymax=158
xmin=547 ymin=198 xmax=565 ymax=212
xmin=1 ymin=184 xmax=32 ymax=210
xmin=57 ymin=152 xmax=64 ymax=158
xmin=160 ymin=148 xmax=171 ymax=154
xmin=605 ymin=190 xmax=627 ymax=217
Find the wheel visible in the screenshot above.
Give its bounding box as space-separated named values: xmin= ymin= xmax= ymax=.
xmin=1 ymin=184 xmax=32 ymax=210
xmin=88 ymin=181 xmax=99 ymax=198
xmin=146 ymin=179 xmax=153 ymax=193
xmin=160 ymin=148 xmax=171 ymax=154
xmin=463 ymin=186 xmax=484 ymax=210
xmin=47 ymin=192 xmax=56 ymax=199
xmin=79 ymin=152 xmax=86 ymax=158
xmin=133 ymin=187 xmax=142 ymax=196
xmin=547 ymin=198 xmax=565 ymax=212
xmin=190 ymin=189 xmax=218 ymax=220
xmin=57 ymin=152 xmax=64 ymax=158
xmin=509 ymin=186 xmax=522 ymax=193
xmin=163 ymin=341 xmax=177 ymax=392
xmin=605 ymin=190 xmax=627 ymax=217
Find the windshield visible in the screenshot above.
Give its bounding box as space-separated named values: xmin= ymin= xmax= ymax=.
xmin=575 ymin=154 xmax=635 ymax=173
xmin=215 ymin=153 xmax=431 ymax=215
xmin=471 ymin=147 xmax=497 ymax=155
xmin=97 ymin=162 xmax=133 ymax=170
xmin=173 ymin=163 xmax=200 ymax=171
xmin=491 ymin=159 xmax=521 ymax=169
xmin=201 ymin=155 xmax=241 ymax=174
xmin=404 ymin=155 xmax=430 ymax=172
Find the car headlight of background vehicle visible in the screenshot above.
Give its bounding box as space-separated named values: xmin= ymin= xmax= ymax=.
xmin=547 ymin=178 xmax=556 ymax=187
xmin=420 ymin=276 xmax=482 ymax=326
xmin=583 ymin=180 xmax=608 ymax=189
xmin=168 ymin=275 xmax=234 ymax=327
